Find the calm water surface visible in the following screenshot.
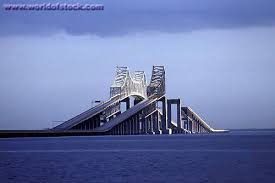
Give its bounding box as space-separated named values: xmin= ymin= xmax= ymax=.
xmin=1 ymin=130 xmax=275 ymax=183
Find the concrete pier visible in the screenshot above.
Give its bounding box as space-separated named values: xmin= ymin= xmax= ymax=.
xmin=167 ymin=99 xmax=182 ymax=130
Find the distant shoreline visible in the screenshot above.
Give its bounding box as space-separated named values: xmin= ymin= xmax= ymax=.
xmin=228 ymin=128 xmax=275 ymax=131
xmin=1 ymin=128 xmax=275 ymax=138
xmin=0 ymin=130 xmax=106 ymax=138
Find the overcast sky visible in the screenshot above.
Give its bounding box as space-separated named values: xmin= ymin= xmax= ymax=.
xmin=0 ymin=0 xmax=275 ymax=130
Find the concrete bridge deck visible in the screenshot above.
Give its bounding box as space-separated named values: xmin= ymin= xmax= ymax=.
xmin=1 ymin=66 xmax=227 ymax=137
xmin=50 ymin=66 xmax=227 ymax=135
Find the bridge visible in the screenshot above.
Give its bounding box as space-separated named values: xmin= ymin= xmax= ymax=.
xmin=53 ymin=66 xmax=225 ymax=135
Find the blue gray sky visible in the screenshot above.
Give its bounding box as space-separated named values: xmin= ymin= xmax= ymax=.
xmin=0 ymin=0 xmax=275 ymax=129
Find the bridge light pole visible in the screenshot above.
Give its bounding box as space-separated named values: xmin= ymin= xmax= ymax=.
xmin=91 ymin=100 xmax=102 ymax=108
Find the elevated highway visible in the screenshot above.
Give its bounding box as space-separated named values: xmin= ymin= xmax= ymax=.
xmin=53 ymin=95 xmax=121 ymax=131
xmin=92 ymin=95 xmax=161 ymax=134
xmin=53 ymin=66 xmax=225 ymax=135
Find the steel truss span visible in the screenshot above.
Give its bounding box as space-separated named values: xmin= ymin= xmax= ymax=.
xmin=53 ymin=66 xmax=226 ymax=135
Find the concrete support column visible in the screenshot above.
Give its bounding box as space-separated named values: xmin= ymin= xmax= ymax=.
xmin=134 ymin=117 xmax=136 ymax=134
xmin=176 ymin=99 xmax=182 ymax=130
xmin=98 ymin=116 xmax=101 ymax=128
xmin=198 ymin=125 xmax=200 ymax=133
xmin=191 ymin=120 xmax=193 ymax=133
xmin=167 ymin=100 xmax=172 ymax=128
xmin=91 ymin=119 xmax=94 ymax=129
xmin=85 ymin=122 xmax=88 ymax=130
xmin=90 ymin=120 xmax=92 ymax=130
xmin=87 ymin=120 xmax=90 ymax=130
xmin=94 ymin=118 xmax=97 ymax=129
xmin=95 ymin=117 xmax=98 ymax=128
xmin=124 ymin=122 xmax=127 ymax=135
xmin=132 ymin=117 xmax=135 ymax=134
xmin=153 ymin=112 xmax=160 ymax=134
xmin=128 ymin=120 xmax=131 ymax=135
xmin=118 ymin=124 xmax=120 ymax=135
xmin=135 ymin=115 xmax=139 ymax=134
xmin=144 ymin=118 xmax=148 ymax=134
xmin=137 ymin=114 xmax=140 ymax=134
xmin=198 ymin=124 xmax=201 ymax=133
xmin=120 ymin=123 xmax=123 ymax=135
xmin=122 ymin=121 xmax=127 ymax=135
xmin=121 ymin=122 xmax=124 ymax=135
xmin=127 ymin=120 xmax=130 ymax=135
xmin=129 ymin=119 xmax=132 ymax=135
xmin=122 ymin=97 xmax=130 ymax=110
xmin=198 ymin=123 xmax=200 ymax=133
xmin=185 ymin=120 xmax=188 ymax=131
xmin=148 ymin=115 xmax=154 ymax=134
xmin=167 ymin=99 xmax=182 ymax=130
xmin=160 ymin=97 xmax=168 ymax=134
xmin=134 ymin=115 xmax=137 ymax=134
xmin=155 ymin=112 xmax=159 ymax=131
xmin=126 ymin=98 xmax=130 ymax=110
xmin=192 ymin=121 xmax=195 ymax=133
xmin=141 ymin=114 xmax=145 ymax=134
xmin=91 ymin=118 xmax=95 ymax=129
xmin=158 ymin=111 xmax=162 ymax=134
xmin=119 ymin=124 xmax=122 ymax=135
xmin=124 ymin=121 xmax=127 ymax=135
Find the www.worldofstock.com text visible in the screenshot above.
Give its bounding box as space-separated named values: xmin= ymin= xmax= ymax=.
xmin=3 ymin=3 xmax=104 ymax=11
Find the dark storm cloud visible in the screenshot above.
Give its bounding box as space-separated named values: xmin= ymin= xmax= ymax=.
xmin=1 ymin=0 xmax=275 ymax=36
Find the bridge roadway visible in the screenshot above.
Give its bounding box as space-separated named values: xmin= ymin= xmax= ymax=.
xmin=156 ymin=108 xmax=190 ymax=134
xmin=92 ymin=94 xmax=161 ymax=133
xmin=53 ymin=94 xmax=122 ymax=130
xmin=0 ymin=66 xmax=228 ymax=138
xmin=54 ymin=94 xmax=223 ymax=134
xmin=183 ymin=107 xmax=213 ymax=133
